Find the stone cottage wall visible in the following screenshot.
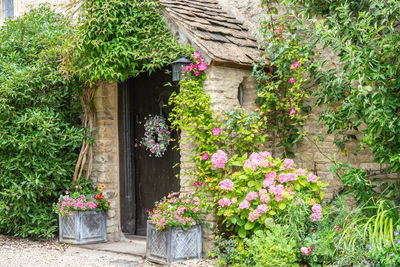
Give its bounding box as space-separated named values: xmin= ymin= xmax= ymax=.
xmin=90 ymin=82 xmax=121 ymax=241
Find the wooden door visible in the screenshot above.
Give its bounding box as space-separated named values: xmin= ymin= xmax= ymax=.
xmin=119 ymin=68 xmax=180 ymax=236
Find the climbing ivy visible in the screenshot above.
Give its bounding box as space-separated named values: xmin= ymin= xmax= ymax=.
xmin=66 ymin=0 xmax=187 ymax=83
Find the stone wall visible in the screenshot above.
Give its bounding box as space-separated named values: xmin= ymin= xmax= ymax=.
xmin=90 ymin=82 xmax=121 ymax=241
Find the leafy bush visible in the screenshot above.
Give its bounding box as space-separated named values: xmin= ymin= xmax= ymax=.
xmin=0 ymin=5 xmax=83 ymax=238
xmin=213 ymin=226 xmax=297 ymax=267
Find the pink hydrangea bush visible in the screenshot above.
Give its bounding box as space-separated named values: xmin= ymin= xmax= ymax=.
xmin=216 ymin=151 xmax=327 ymax=237
xmin=148 ymin=191 xmax=205 ymax=230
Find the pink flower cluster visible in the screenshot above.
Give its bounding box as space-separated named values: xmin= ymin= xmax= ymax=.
xmin=243 ymin=152 xmax=272 ymax=171
xmin=220 ymin=179 xmax=234 ymax=191
xmin=218 ymin=198 xmax=232 ymax=207
xmin=259 ymin=189 xmax=270 ymax=203
xmin=289 ymin=108 xmax=297 ymax=116
xmin=211 ymin=150 xmax=228 ymax=169
xmin=59 ymin=195 xmax=99 ymax=215
xmin=307 ymin=173 xmax=318 ymax=182
xmin=183 ymin=52 xmax=207 ymax=76
xmin=149 ymin=192 xmax=202 ymax=230
xmin=310 ymin=203 xmax=323 ymax=221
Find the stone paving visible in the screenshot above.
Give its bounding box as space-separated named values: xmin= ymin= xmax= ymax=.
xmin=0 ymin=235 xmax=215 ymax=267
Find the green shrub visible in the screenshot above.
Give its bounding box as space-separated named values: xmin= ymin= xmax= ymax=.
xmin=0 ymin=5 xmax=83 ymax=238
xmin=213 ymin=225 xmax=297 ymax=267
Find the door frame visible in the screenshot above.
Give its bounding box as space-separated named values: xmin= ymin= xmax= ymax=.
xmin=118 ymin=81 xmax=137 ymax=235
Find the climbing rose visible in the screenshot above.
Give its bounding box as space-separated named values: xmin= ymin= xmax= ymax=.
xmin=289 ymin=77 xmax=296 ymax=83
xmin=211 ymin=150 xmax=228 ymax=168
xmin=307 ymin=173 xmax=318 ymax=182
xmin=193 ymin=52 xmax=201 ymax=59
xmin=312 ymin=203 xmax=322 ymax=213
xmin=246 ymin=191 xmax=258 ymax=201
xmin=220 ymin=179 xmax=234 ymax=191
xmin=238 ymin=200 xmax=250 ymax=209
xmin=289 ymin=108 xmax=296 ymax=116
xmin=284 ymin=158 xmax=294 ymax=168
xmin=202 ymin=152 xmax=209 ymax=160
xmin=218 ymin=198 xmax=232 ymax=207
xmin=212 ymin=127 xmax=221 ymax=136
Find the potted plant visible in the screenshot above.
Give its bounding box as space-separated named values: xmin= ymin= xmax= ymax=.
xmin=146 ymin=191 xmax=204 ymax=265
xmin=54 ymin=182 xmax=110 ymax=244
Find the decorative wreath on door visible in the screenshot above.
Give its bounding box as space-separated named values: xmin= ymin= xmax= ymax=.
xmin=141 ymin=115 xmax=171 ymax=157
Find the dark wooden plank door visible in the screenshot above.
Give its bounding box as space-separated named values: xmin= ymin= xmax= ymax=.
xmin=119 ymin=68 xmax=180 ymax=236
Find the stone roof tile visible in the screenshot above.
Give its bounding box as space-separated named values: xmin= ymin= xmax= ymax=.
xmin=160 ymin=0 xmax=259 ymax=66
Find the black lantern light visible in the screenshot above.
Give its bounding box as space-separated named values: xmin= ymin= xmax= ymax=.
xmin=171 ymin=56 xmax=192 ymax=81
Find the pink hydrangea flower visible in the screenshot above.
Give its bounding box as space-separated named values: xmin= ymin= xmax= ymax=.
xmin=263 ymin=178 xmax=276 ymax=188
xmin=238 ymin=200 xmax=250 ymax=209
xmin=278 ymin=173 xmax=287 ymax=183
xmin=290 ymin=61 xmax=300 ymax=70
xmin=312 ymin=203 xmax=322 ymax=213
xmin=246 ymin=191 xmax=258 ymax=201
xmin=287 ymin=172 xmax=298 ymax=181
xmin=296 ymin=168 xmax=307 ymax=176
xmin=220 ymin=179 xmax=234 ymax=191
xmin=284 ymin=158 xmax=294 ymax=168
xmin=231 ymin=197 xmax=237 ymax=203
xmin=307 ymin=173 xmax=318 ymax=182
xmin=243 ymin=152 xmax=271 ymax=171
xmin=211 ymin=127 xmax=221 ymax=136
xmin=265 ymin=170 xmax=277 ymax=180
xmin=218 ymin=198 xmax=232 ymax=207
xmin=248 ymin=210 xmax=261 ymax=222
xmin=256 ymin=204 xmax=269 ymax=213
xmin=202 ymin=152 xmax=209 ymax=160
xmin=289 ymin=77 xmax=296 ymax=83
xmin=275 ymin=195 xmax=283 ymax=202
xmin=274 ymin=185 xmax=285 ymax=195
xmin=260 ymin=193 xmax=270 ymax=203
xmin=211 ymin=150 xmax=228 ymax=168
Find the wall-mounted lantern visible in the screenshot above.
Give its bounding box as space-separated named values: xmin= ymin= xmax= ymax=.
xmin=171 ymin=56 xmax=192 ymax=81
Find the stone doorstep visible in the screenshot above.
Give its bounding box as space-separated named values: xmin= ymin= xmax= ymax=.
xmin=77 ymin=238 xmax=146 ymax=258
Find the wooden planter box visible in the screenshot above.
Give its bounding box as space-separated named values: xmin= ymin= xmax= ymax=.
xmin=59 ymin=210 xmax=107 ymax=244
xmin=146 ymin=221 xmax=202 ymax=265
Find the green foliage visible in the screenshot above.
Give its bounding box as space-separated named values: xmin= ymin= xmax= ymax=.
xmin=0 ymin=5 xmax=84 ymax=238
xmin=68 ymin=0 xmax=186 ymax=83
xmin=252 ymin=5 xmax=313 ymax=156
xmin=281 ymin=0 xmax=400 ymax=171
xmin=213 ymin=226 xmax=297 ymax=267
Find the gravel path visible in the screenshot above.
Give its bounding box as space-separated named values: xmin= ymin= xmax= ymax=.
xmin=0 ymin=235 xmax=215 ymax=267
